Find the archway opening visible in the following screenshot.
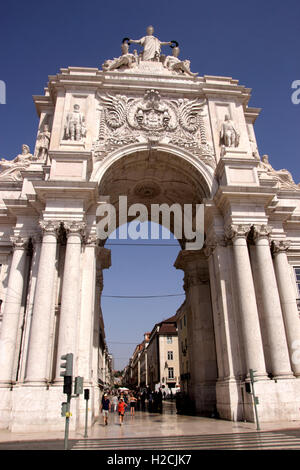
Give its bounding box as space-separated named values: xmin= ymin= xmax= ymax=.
xmin=95 ymin=149 xmax=218 ymax=418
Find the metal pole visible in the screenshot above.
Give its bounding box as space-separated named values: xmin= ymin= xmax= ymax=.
xmin=84 ymin=397 xmax=88 ymax=438
xmin=250 ymin=375 xmax=260 ymax=431
xmin=64 ymin=394 xmax=71 ymax=450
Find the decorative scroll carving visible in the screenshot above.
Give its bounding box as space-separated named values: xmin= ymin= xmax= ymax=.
xmin=93 ymin=89 xmax=216 ymax=167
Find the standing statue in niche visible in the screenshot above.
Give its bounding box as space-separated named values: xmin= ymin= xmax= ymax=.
xmin=35 ymin=124 xmax=51 ymax=160
xmin=220 ymin=114 xmax=240 ymax=147
xmin=128 ymin=25 xmax=172 ymax=61
xmin=64 ymin=104 xmax=86 ymax=141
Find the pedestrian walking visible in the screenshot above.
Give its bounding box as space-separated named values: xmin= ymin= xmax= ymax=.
xmin=129 ymin=394 xmax=137 ymax=416
xmin=112 ymin=395 xmax=118 ymax=412
xmin=101 ymin=393 xmax=111 ymax=426
xmin=118 ymin=397 xmax=128 ymax=425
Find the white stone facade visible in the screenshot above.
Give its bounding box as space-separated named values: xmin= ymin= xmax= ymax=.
xmin=0 ymin=33 xmax=300 ymax=431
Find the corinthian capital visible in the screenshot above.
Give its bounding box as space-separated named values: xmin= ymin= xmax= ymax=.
xmin=253 ymin=224 xmax=272 ymax=242
xmin=272 ymin=239 xmax=291 ymax=254
xmin=225 ymin=224 xmax=251 ymax=242
xmin=64 ymin=221 xmax=86 ymax=238
xmin=85 ymin=233 xmax=98 ymax=246
xmin=10 ymin=235 xmax=29 ymax=250
xmin=204 ymin=231 xmax=227 ymax=256
xmin=39 ymin=220 xmax=61 ymax=236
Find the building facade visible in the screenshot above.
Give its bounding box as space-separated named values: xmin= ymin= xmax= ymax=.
xmin=147 ymin=316 xmax=180 ymax=392
xmin=0 ymin=27 xmax=300 ymax=431
xmin=176 ymin=302 xmax=190 ymax=394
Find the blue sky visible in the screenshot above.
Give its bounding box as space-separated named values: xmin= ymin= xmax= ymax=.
xmin=1 ymin=0 xmax=299 ymax=369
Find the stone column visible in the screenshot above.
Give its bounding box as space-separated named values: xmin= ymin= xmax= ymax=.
xmin=77 ymin=234 xmax=97 ymax=383
xmin=253 ymin=225 xmax=293 ymax=379
xmin=0 ymin=236 xmax=29 ymax=386
xmin=226 ymin=225 xmax=267 ymax=379
xmin=272 ymin=240 xmax=300 ymax=377
xmin=25 ymin=221 xmax=60 ymax=385
xmin=55 ymin=221 xmax=85 ymax=380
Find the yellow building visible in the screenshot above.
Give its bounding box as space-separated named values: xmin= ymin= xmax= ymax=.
xmin=176 ymin=302 xmax=190 ymax=394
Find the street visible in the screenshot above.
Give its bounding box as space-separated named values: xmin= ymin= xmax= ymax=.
xmin=1 ymin=401 xmax=300 ymax=450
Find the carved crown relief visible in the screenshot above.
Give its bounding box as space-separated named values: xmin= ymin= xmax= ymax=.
xmin=93 ymin=89 xmax=216 ymax=168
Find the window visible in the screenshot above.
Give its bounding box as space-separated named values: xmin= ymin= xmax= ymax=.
xmin=183 ymin=315 xmax=186 ymax=327
xmin=167 ymin=336 xmax=172 ymax=344
xmin=167 ymin=351 xmax=173 ymax=361
xmin=168 ymin=367 xmax=174 ymax=379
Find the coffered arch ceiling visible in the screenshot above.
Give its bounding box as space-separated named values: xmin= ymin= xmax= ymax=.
xmin=96 ymin=147 xmax=213 ymax=240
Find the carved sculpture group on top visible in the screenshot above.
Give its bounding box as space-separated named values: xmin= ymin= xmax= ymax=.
xmin=101 ymin=26 xmax=198 ymax=77
xmin=0 ymin=144 xmax=36 ymax=181
xmin=93 ymin=88 xmax=215 ymax=168
xmin=64 ymin=104 xmax=86 ymax=141
xmin=258 ymin=154 xmax=300 ymax=191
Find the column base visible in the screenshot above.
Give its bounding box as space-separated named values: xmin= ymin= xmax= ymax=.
xmin=0 ymin=384 xmax=99 ymax=433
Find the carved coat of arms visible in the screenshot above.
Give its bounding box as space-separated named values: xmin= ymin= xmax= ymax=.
xmin=93 ymin=89 xmax=215 ymax=168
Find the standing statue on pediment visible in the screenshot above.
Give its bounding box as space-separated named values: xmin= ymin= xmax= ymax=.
xmin=35 ymin=124 xmax=51 ymax=161
xmin=64 ymin=104 xmax=86 ymax=141
xmin=128 ymin=25 xmax=172 ymax=61
xmin=220 ymin=114 xmax=240 ymax=147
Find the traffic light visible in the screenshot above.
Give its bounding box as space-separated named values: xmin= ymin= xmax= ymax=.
xmin=63 ymin=376 xmax=72 ymax=395
xmin=84 ymin=389 xmax=90 ymax=401
xmin=245 ymin=382 xmax=251 ymax=393
xmin=74 ymin=376 xmax=83 ymax=395
xmin=60 ymin=353 xmax=73 ymax=377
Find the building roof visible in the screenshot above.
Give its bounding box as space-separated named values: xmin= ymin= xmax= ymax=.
xmin=149 ymin=314 xmax=178 ymax=338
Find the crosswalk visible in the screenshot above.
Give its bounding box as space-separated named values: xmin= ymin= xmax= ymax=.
xmin=71 ymin=431 xmax=300 ymax=450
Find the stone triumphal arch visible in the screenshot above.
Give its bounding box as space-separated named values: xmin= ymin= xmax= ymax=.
xmin=1 ymin=28 xmax=300 ymax=432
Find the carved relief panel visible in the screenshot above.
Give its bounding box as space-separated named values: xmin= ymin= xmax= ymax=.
xmin=92 ymin=89 xmax=216 ymax=169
